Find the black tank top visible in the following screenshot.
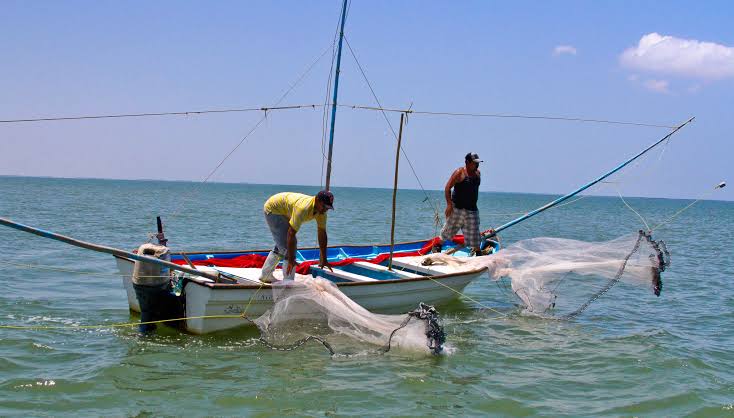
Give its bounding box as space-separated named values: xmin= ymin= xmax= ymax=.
xmin=452 ymin=170 xmax=480 ymax=211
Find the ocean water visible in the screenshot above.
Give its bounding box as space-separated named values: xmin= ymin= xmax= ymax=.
xmin=0 ymin=176 xmax=732 ymax=417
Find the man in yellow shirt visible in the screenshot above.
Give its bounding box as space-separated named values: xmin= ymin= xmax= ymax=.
xmin=259 ymin=190 xmax=335 ymax=283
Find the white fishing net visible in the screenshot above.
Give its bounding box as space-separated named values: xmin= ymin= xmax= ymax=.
xmin=251 ymin=231 xmax=667 ymax=355
xmin=254 ymin=276 xmax=444 ymax=356
xmin=418 ymin=230 xmax=669 ymax=318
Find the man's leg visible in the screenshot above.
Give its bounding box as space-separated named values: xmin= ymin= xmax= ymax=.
xmin=259 ymin=251 xmax=281 ymax=283
xmin=260 ymin=213 xmax=290 ymax=283
xmin=437 ymin=209 xmax=464 ymax=252
xmin=463 ymin=209 xmax=481 ymax=255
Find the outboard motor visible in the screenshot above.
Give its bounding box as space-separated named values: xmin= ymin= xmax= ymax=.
xmin=131 ymin=217 xmax=183 ymax=333
xmin=132 ymin=243 xmax=170 ymax=287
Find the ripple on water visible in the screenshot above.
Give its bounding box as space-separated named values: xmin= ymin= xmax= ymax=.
xmin=0 ymin=180 xmax=732 ymax=416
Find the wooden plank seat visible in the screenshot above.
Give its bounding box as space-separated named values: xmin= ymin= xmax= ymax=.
xmin=310 ymin=266 xmax=378 ymax=282
xmin=351 ymin=261 xmax=423 ymax=278
xmin=383 ymin=258 xmax=443 ymax=276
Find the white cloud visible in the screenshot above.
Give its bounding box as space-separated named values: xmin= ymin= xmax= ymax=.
xmin=643 ymin=79 xmax=671 ymax=94
xmin=620 ymin=33 xmax=734 ymax=80
xmin=553 ymin=45 xmax=577 ymax=56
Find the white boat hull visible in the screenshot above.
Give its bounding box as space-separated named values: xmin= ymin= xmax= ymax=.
xmin=116 ymin=257 xmax=485 ymax=334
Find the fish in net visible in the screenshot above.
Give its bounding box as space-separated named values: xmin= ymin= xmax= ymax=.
xmin=253 ymin=276 xmax=446 ymax=356
xmin=419 ymin=230 xmax=669 ymax=318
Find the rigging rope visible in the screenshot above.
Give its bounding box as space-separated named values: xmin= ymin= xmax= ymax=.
xmin=615 ymin=185 xmax=652 ymax=232
xmin=166 ymin=40 xmax=336 ymax=224
xmin=0 ymin=105 xmax=322 ymax=124
xmin=651 ymin=182 xmax=726 ymax=232
xmin=342 ymin=35 xmax=442 ymax=225
xmin=1 ymin=104 xmax=678 ymax=129
xmin=339 ymin=105 xmax=677 ymax=129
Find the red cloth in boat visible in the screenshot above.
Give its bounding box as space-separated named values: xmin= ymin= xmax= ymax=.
xmin=171 ymin=236 xmax=466 ymax=274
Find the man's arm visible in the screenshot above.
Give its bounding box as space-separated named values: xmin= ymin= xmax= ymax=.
xmin=286 ymin=225 xmax=298 ymax=274
xmin=444 ymin=169 xmax=460 ymax=218
xmin=317 ymin=227 xmax=333 ymax=271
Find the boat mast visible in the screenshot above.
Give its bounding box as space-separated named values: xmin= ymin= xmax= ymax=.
xmin=324 ymin=0 xmax=349 ymax=191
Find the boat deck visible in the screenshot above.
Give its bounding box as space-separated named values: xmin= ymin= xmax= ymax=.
xmin=165 ymin=237 xmax=496 ymax=286
xmin=172 ymin=257 xmax=444 ymax=286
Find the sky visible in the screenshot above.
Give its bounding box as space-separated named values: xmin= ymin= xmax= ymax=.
xmin=1 ymin=0 xmax=732 ymax=201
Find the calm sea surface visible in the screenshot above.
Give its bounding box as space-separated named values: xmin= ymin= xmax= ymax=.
xmin=0 ymin=176 xmax=732 ymax=417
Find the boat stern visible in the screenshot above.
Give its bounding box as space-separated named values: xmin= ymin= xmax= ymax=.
xmin=115 ymin=256 xmax=141 ymax=313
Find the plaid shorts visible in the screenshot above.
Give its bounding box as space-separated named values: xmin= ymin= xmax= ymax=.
xmin=440 ymin=208 xmax=481 ymax=248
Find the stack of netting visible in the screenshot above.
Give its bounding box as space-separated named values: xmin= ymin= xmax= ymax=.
xmin=254 ymin=276 xmax=444 ymax=356
xmin=253 ymin=231 xmax=668 ymax=355
xmin=420 ymin=230 xmax=669 ymax=318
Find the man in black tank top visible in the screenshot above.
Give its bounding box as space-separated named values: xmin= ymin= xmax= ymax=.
xmin=435 ymin=152 xmax=485 ymax=254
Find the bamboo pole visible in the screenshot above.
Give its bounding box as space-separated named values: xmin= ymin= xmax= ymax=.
xmin=0 ymin=217 xmax=220 ymax=282
xmin=388 ymin=112 xmax=406 ymax=270
xmin=485 ymin=117 xmax=695 ymax=237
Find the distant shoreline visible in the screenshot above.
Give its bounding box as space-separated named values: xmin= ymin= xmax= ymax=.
xmin=0 ymin=174 xmax=730 ymax=203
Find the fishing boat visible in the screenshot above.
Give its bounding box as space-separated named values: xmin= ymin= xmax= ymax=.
xmin=107 ymin=0 xmax=507 ymax=334
xmin=0 ymin=0 xmax=694 ymax=336
xmin=114 ymin=237 xmax=494 ymax=334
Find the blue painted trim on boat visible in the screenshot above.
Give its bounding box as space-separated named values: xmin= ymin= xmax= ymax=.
xmin=169 ymin=237 xmax=498 ymax=268
xmin=172 ymin=239 xmax=436 ymax=264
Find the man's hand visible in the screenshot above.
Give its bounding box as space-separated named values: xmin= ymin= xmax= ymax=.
xmin=317 ymin=227 xmax=331 ymax=272
xmin=445 ymin=204 xmax=454 ymax=219
xmin=286 ymin=256 xmax=298 ymax=274
xmin=319 ymin=259 xmax=334 ymax=272
xmin=485 ymin=228 xmax=496 ymax=238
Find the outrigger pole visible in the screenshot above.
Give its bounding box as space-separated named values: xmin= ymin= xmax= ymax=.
xmin=486 ymin=117 xmax=695 ymax=237
xmin=0 ymin=217 xmax=220 ymax=282
xmin=324 ymin=0 xmax=349 ymax=191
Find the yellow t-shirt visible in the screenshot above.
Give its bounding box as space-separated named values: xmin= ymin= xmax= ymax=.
xmin=263 ymin=192 xmax=327 ymax=232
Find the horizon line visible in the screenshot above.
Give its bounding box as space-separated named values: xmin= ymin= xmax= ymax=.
xmin=1 ymin=174 xmax=730 ymax=203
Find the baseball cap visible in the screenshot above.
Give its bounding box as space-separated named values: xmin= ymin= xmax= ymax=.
xmin=316 ymin=190 xmax=334 ymax=210
xmin=465 ymin=152 xmax=483 ymax=163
